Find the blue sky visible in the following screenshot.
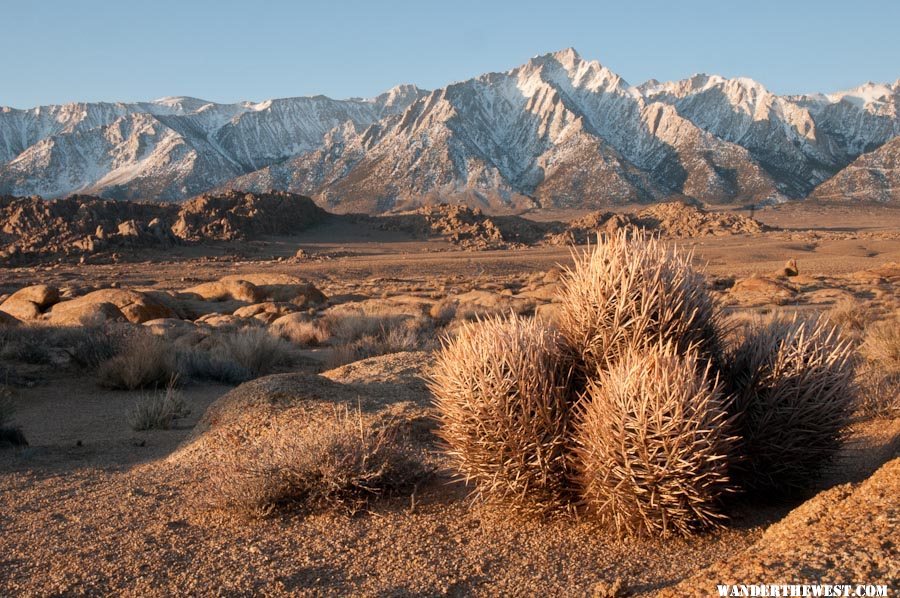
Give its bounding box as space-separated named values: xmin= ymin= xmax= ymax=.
xmin=1 ymin=0 xmax=897 ymax=108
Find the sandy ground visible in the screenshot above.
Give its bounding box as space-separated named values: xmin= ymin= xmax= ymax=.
xmin=2 ymin=203 xmax=900 ymax=296
xmin=1 ymin=365 xmax=896 ymax=596
xmin=1 ymin=203 xmax=898 ymax=596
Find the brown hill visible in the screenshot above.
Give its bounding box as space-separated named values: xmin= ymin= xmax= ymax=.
xmin=0 ymin=193 xmax=772 ymax=264
xmin=377 ymin=201 xmax=771 ymax=249
xmin=0 ymin=191 xmax=325 ymax=263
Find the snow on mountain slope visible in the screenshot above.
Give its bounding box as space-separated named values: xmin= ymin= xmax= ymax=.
xmin=639 ymin=74 xmax=836 ymax=195
xmin=0 ymin=113 xmax=244 ymax=199
xmin=811 ymin=136 xmax=900 ymax=202
xmin=0 ymin=50 xmax=896 ymax=209
xmin=228 ymin=49 xmax=781 ymax=210
xmin=791 ymin=81 xmax=900 ymax=161
xmin=0 ymin=89 xmax=426 ymax=200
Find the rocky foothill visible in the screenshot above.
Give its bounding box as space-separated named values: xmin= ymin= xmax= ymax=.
xmin=1 ymin=193 xmax=773 ymax=263
xmin=380 ymin=201 xmax=773 ymax=250
xmin=0 ymin=191 xmax=327 ymax=264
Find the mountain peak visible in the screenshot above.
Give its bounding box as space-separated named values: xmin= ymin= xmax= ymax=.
xmin=371 ymin=84 xmax=427 ymax=116
xmin=526 ymin=48 xmax=585 ymax=71
xmin=550 ymin=47 xmax=581 ymax=64
xmin=1 ymin=51 xmax=896 ymax=207
xmin=151 ymin=96 xmax=213 ymax=110
xmin=375 ymin=83 xmax=424 ymax=101
xmin=828 ymin=81 xmax=896 ymax=107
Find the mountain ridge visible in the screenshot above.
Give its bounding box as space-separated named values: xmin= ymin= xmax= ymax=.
xmin=1 ymin=48 xmax=897 ymax=211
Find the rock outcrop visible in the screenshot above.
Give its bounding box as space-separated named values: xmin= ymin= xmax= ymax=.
xmin=0 ymin=191 xmax=325 ymax=263
xmin=659 ymin=455 xmax=900 ymax=596
xmin=0 ymin=285 xmax=61 ymax=320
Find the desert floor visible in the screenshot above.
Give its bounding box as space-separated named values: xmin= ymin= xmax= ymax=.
xmin=1 ymin=203 xmax=898 ymax=596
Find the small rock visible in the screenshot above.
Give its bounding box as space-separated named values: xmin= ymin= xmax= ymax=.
xmin=782 ymin=258 xmax=799 ymax=277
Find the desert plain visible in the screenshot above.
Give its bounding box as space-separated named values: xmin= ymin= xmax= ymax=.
xmin=0 ymin=198 xmax=898 ymax=596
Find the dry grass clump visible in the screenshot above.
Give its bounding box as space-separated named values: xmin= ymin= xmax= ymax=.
xmin=127 ymin=380 xmax=189 ymax=431
xmin=210 ymin=406 xmax=426 ymax=516
xmin=827 ymin=298 xmax=876 ymax=340
xmin=429 ymin=298 xmax=458 ymax=326
xmin=210 ymin=328 xmax=294 ymax=377
xmin=167 ymin=328 xmax=296 ymax=385
xmin=727 ymin=316 xmax=856 ymax=493
xmin=326 ymin=314 xmax=434 ymax=368
xmin=67 ymin=325 xmax=125 ymax=369
xmin=859 ymin=313 xmax=900 ymax=370
xmin=854 ymin=365 xmax=900 ymax=419
xmin=557 ymin=230 xmax=722 ymax=373
xmin=0 ymin=323 xmax=124 ymax=369
xmin=271 ymin=318 xmax=329 ymax=346
xmin=854 ymin=312 xmax=900 ymax=418
xmin=175 ymin=349 xmax=253 ymax=384
xmin=426 ymin=315 xmax=574 ymax=514
xmin=323 ymin=308 xmax=410 ymax=342
xmin=574 ymin=343 xmax=734 ymax=536
xmin=0 ymin=386 xmax=13 ymax=429
xmin=97 ymin=332 xmax=177 ymax=390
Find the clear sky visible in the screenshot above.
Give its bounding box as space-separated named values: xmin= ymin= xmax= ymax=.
xmin=2 ymin=0 xmax=898 ymax=108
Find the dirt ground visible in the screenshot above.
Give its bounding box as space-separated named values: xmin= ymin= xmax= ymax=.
xmin=1 ymin=203 xmax=898 ymax=596
xmin=2 ymin=202 xmax=900 ymax=295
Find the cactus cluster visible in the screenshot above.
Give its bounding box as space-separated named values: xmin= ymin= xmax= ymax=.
xmin=427 ymin=230 xmax=857 ymax=536
xmin=427 ymin=315 xmax=575 ymax=513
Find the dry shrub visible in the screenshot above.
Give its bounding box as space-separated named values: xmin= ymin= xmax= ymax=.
xmin=211 ymin=328 xmax=293 ymax=377
xmin=127 ymin=380 xmax=189 ymax=431
xmin=574 ymin=342 xmax=734 ymax=536
xmin=427 ymin=315 xmax=574 ymax=514
xmin=97 ymin=332 xmax=177 ymax=390
xmin=271 ymin=318 xmax=329 ymax=346
xmin=557 ymin=230 xmax=722 ymax=374
xmin=854 ymin=313 xmax=900 ymax=418
xmin=728 ymin=315 xmax=856 ymax=493
xmin=210 ymin=405 xmax=426 ymax=516
xmin=0 ymin=323 xmax=123 ymax=368
xmin=326 ymin=315 xmax=433 ymax=368
xmin=175 ymin=349 xmax=252 ymax=384
xmin=827 ymin=298 xmax=875 ymax=340
xmin=859 ymin=314 xmax=900 ymax=370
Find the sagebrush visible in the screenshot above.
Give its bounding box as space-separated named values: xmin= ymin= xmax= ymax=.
xmin=209 ymin=405 xmax=426 ymax=516
xmin=128 ymin=381 xmax=189 ymax=431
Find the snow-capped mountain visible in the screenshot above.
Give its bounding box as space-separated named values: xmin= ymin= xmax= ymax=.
xmin=811 ymin=136 xmax=900 ymax=203
xmin=1 ymin=49 xmax=897 ymax=210
xmin=0 ymin=89 xmax=426 ymax=200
